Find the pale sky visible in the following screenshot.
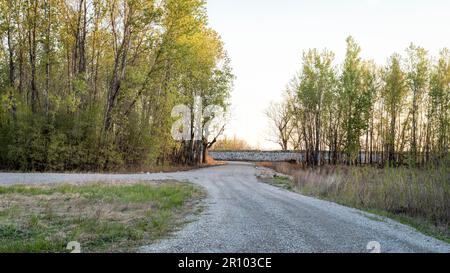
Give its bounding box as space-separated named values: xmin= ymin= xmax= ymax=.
xmin=206 ymin=0 xmax=450 ymax=149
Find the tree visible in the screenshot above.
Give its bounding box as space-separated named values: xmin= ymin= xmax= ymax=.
xmin=26 ymin=0 xmax=39 ymax=113
xmin=0 ymin=0 xmax=233 ymax=171
xmin=267 ymin=38 xmax=446 ymax=167
xmin=405 ymin=44 xmax=429 ymax=164
xmin=265 ymin=99 xmax=294 ymax=151
xmin=340 ymin=37 xmax=372 ymax=164
xmin=381 ymin=54 xmax=408 ymax=166
xmin=429 ymin=49 xmax=450 ymax=160
xmin=361 ymin=60 xmax=379 ymax=164
xmin=296 ymin=49 xmax=336 ymax=165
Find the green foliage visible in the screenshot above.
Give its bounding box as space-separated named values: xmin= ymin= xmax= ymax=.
xmin=293 ymin=49 xmax=336 ymax=165
xmin=273 ymin=36 xmax=449 ymax=167
xmin=0 ymin=0 xmax=232 ymax=171
xmin=340 ymin=37 xmax=372 ymax=161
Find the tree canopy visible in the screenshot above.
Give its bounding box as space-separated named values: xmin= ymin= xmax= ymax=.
xmin=0 ymin=0 xmax=233 ymax=171
xmin=268 ymin=37 xmax=450 ymax=167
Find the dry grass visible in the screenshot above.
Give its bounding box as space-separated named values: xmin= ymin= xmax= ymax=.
xmin=0 ymin=181 xmax=205 ymax=253
xmin=258 ymin=162 xmax=450 ymax=242
xmin=211 ymin=136 xmax=254 ymax=150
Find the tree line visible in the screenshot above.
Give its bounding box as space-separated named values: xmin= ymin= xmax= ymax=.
xmin=0 ymin=0 xmax=233 ymax=171
xmin=266 ymin=37 xmax=449 ymax=167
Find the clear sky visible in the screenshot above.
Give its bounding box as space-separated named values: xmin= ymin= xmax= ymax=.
xmin=206 ymin=0 xmax=450 ymax=149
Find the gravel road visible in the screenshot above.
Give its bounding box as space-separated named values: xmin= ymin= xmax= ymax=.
xmin=0 ymin=162 xmax=449 ymax=253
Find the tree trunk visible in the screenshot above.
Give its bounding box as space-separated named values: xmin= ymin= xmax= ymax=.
xmin=28 ymin=1 xmax=38 ymax=113
xmin=44 ymin=0 xmax=51 ymax=113
xmin=411 ymin=88 xmax=418 ymax=164
xmin=388 ymin=110 xmax=396 ymax=166
xmin=104 ymin=6 xmax=132 ymax=133
xmin=314 ymin=110 xmax=321 ymax=166
xmin=7 ymin=26 xmax=15 ymax=87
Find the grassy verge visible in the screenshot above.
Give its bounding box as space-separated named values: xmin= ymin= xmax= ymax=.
xmin=257 ymin=162 xmax=450 ymax=243
xmin=258 ymin=175 xmax=295 ymax=191
xmin=0 ymin=181 xmax=206 ymax=253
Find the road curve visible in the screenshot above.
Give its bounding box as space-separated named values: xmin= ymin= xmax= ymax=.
xmin=0 ymin=162 xmax=449 ymax=253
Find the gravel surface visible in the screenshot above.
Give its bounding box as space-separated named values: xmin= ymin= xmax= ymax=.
xmin=1 ymin=162 xmax=449 ymax=253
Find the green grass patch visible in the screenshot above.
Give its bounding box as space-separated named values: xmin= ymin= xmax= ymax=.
xmin=0 ymin=181 xmax=206 ymax=253
xmin=258 ymin=175 xmax=294 ymax=191
xmin=362 ymin=208 xmax=450 ymax=244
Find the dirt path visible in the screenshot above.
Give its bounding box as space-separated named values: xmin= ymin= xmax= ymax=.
xmin=1 ymin=162 xmax=449 ymax=253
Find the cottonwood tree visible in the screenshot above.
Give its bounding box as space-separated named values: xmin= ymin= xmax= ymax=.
xmin=382 ymin=54 xmax=408 ymax=166
xmin=266 ymin=38 xmax=448 ymax=167
xmin=296 ymin=49 xmax=336 ymax=165
xmin=340 ymin=37 xmax=373 ymax=164
xmin=0 ymin=0 xmax=233 ymax=171
xmin=361 ymin=60 xmax=379 ymax=164
xmin=429 ymin=49 xmax=450 ymax=161
xmin=405 ymin=44 xmax=429 ymax=164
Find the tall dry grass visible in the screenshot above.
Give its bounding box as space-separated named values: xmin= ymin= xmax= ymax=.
xmin=259 ymin=162 xmax=450 ymax=237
